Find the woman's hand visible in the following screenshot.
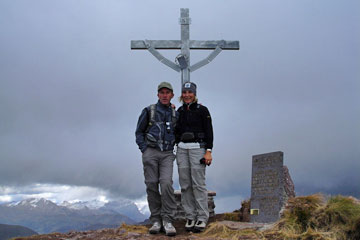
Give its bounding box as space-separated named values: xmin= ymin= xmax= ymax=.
xmin=203 ymin=151 xmax=212 ymax=166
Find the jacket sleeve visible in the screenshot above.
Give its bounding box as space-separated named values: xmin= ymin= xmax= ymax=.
xmin=202 ymin=106 xmax=213 ymax=150
xmin=175 ymin=108 xmax=182 ymax=144
xmin=135 ymin=107 xmax=149 ymax=152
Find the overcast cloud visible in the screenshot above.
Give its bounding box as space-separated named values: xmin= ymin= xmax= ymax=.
xmin=0 ymin=0 xmax=359 ymax=213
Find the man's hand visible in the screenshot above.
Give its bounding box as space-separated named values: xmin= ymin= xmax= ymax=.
xmin=203 ymin=151 xmax=212 ymax=166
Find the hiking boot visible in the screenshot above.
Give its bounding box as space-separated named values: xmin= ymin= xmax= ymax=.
xmin=185 ymin=219 xmax=195 ymax=231
xmin=163 ymin=221 xmax=176 ymax=236
xmin=194 ymin=220 xmax=206 ymax=232
xmin=149 ymin=221 xmax=161 ymax=234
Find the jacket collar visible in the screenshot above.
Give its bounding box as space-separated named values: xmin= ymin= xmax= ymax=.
xmin=183 ymin=101 xmax=198 ymax=110
xmin=157 ymin=100 xmax=172 ymax=109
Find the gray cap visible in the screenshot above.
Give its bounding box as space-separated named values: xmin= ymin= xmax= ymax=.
xmin=157 ymin=82 xmax=173 ymax=92
xmin=182 ymin=82 xmax=197 ymax=95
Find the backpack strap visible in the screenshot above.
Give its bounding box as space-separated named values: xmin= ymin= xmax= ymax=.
xmin=171 ymin=107 xmax=177 ymax=127
xmin=145 ymin=104 xmax=156 ymax=133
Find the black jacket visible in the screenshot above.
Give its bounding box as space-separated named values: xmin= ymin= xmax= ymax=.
xmin=175 ymin=102 xmax=213 ymax=150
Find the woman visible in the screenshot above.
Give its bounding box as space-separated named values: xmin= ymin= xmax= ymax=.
xmin=175 ymin=82 xmax=213 ymax=232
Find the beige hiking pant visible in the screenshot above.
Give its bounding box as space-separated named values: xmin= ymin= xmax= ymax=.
xmin=176 ymin=147 xmax=209 ymax=222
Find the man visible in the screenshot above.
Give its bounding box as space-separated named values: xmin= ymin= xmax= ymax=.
xmin=135 ymin=82 xmax=178 ymax=236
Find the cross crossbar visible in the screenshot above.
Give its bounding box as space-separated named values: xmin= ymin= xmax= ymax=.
xmin=131 ymin=40 xmax=239 ymax=50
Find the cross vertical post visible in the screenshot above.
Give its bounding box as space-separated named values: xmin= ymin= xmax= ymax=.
xmin=180 ymin=8 xmax=190 ymax=85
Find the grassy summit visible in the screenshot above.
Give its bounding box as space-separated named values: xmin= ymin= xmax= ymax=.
xmin=12 ymin=194 xmax=360 ymax=240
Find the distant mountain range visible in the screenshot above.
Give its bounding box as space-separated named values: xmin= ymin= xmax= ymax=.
xmin=59 ymin=198 xmax=147 ymax=222
xmin=0 ymin=198 xmax=147 ymax=234
xmin=0 ymin=223 xmax=37 ymax=240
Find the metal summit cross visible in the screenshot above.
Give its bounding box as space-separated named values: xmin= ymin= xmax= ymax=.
xmin=131 ymin=8 xmax=239 ymax=85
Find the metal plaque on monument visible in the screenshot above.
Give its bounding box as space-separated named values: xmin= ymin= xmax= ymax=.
xmin=250 ymin=151 xmax=286 ymax=223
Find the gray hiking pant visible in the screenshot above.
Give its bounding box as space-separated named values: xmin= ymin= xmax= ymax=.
xmin=142 ymin=147 xmax=176 ymax=223
xmin=176 ymin=147 xmax=209 ymax=222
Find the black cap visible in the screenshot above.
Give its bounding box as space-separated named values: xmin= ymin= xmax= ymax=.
xmin=182 ymin=82 xmax=197 ymax=95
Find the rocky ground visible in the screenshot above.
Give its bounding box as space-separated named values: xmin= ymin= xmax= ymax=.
xmin=12 ymin=214 xmax=276 ymax=240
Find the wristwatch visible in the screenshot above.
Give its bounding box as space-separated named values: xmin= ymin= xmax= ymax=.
xmin=206 ymin=149 xmax=212 ymax=153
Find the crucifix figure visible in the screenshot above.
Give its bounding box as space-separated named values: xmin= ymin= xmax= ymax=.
xmin=131 ymin=8 xmax=239 ymax=86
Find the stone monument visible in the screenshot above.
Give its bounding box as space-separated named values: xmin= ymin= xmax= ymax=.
xmin=250 ymin=151 xmax=295 ymax=223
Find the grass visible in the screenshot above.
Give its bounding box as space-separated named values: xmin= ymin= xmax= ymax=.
xmin=198 ymin=222 xmax=262 ymax=240
xmin=222 ymin=212 xmax=241 ymax=221
xmin=199 ymin=194 xmax=360 ymax=240
xmin=311 ymin=195 xmax=360 ymax=239
xmin=271 ymin=194 xmax=360 ymax=240
xmin=118 ymin=223 xmax=148 ymax=234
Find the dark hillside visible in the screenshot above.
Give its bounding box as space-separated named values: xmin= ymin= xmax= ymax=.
xmin=0 ymin=224 xmax=37 ymax=240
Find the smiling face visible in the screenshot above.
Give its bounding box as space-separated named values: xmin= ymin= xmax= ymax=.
xmin=157 ymin=88 xmax=174 ymax=106
xmin=181 ymin=90 xmax=195 ymax=104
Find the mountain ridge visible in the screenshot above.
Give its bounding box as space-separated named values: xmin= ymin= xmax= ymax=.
xmin=0 ymin=197 xmax=146 ymax=234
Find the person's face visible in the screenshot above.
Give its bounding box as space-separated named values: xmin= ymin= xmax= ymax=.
xmin=157 ymin=88 xmax=174 ymax=105
xmin=182 ymin=90 xmax=195 ymax=104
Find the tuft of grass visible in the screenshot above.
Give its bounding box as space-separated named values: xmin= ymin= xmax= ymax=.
xmin=351 ymin=216 xmax=360 ymax=239
xmin=311 ymin=195 xmax=360 ymax=239
xmin=272 ymin=194 xmax=360 ymax=240
xmin=198 ymin=222 xmax=263 ymax=240
xmin=118 ymin=223 xmax=148 ymax=234
xmin=278 ymin=194 xmax=325 ymax=233
xmin=222 ymin=212 xmax=241 ymax=221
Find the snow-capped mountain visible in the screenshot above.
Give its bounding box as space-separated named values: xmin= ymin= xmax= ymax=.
xmin=0 ymin=198 xmax=140 ymax=234
xmin=59 ymin=198 xmax=147 ymax=222
xmin=60 ymin=199 xmax=106 ymax=210
xmin=9 ymin=198 xmax=58 ymax=209
xmin=100 ymin=200 xmax=147 ymax=222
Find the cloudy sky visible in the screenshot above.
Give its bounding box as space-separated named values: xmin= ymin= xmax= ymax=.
xmin=0 ymin=0 xmax=359 ymax=213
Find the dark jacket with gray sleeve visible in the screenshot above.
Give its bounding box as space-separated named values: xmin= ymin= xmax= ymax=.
xmin=136 ymin=101 xmax=179 ymax=153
